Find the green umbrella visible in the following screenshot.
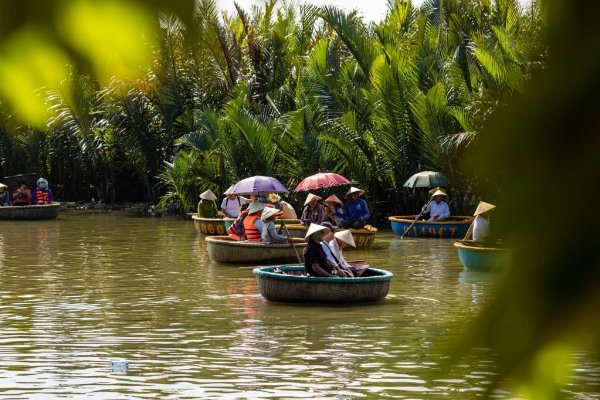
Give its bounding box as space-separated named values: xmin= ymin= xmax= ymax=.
xmin=403 ymin=171 xmax=449 ymax=188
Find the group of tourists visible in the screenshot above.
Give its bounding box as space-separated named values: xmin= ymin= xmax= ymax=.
xmin=300 ymin=186 xmax=370 ymax=230
xmin=0 ymin=178 xmax=53 ymax=207
xmin=197 ymin=189 xmax=297 ymax=220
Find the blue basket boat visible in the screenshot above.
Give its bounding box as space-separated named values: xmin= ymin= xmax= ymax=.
xmin=253 ymin=265 xmax=393 ymax=303
xmin=454 ymin=240 xmax=511 ymax=270
xmin=389 ymin=215 xmax=473 ymax=238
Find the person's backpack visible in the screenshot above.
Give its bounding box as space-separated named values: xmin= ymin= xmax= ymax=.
xmin=227 ymin=211 xmax=248 ymax=237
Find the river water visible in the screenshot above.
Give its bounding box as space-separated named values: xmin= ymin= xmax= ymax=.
xmin=0 ymin=212 xmax=598 ymax=399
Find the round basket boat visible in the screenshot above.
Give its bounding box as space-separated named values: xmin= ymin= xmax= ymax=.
xmin=253 ymin=265 xmax=393 ymax=303
xmin=283 ymin=224 xmax=377 ymax=248
xmin=206 ymin=236 xmax=306 ymax=264
xmin=192 ymin=215 xmax=234 ymax=235
xmin=389 ymin=216 xmax=473 ymax=238
xmin=454 ymin=240 xmax=511 ymax=270
xmin=0 ymin=202 xmax=60 ymax=220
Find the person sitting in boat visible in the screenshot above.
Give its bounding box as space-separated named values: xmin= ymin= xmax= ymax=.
xmin=303 ymin=223 xmax=338 ymax=277
xmin=422 ymin=189 xmax=450 ymax=222
xmin=12 ymin=182 xmax=32 ymax=206
xmin=227 ymin=202 xmax=265 ymax=241
xmin=464 ymin=201 xmax=496 ymax=243
xmin=242 ymin=202 xmax=265 ymax=242
xmin=323 ymin=194 xmax=343 ymax=225
xmin=260 ymin=207 xmax=288 ymax=244
xmin=300 ymin=193 xmax=325 ymax=226
xmin=32 ymin=178 xmax=53 ymax=205
xmin=0 ymin=183 xmax=10 ymax=206
xmin=269 ymin=194 xmax=297 ymax=219
xmin=197 ymin=189 xmax=218 ymax=217
xmin=339 ymin=187 xmax=370 ymax=229
xmin=318 ymin=222 xmax=353 ymax=278
xmin=329 ymin=230 xmax=363 ymax=276
xmin=221 ymin=192 xmax=249 ymax=218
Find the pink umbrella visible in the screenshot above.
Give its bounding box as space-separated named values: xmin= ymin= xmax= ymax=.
xmin=293 ymin=172 xmax=350 ymax=192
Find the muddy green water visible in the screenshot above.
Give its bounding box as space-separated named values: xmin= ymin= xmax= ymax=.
xmin=0 ymin=212 xmax=598 ymax=399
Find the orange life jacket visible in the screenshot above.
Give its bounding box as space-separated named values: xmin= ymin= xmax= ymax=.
xmin=242 ymin=214 xmax=261 ymax=242
xmin=35 ymin=190 xmax=51 ymax=205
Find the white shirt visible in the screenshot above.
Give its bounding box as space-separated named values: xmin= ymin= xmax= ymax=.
xmin=473 ymin=215 xmax=490 ymax=242
xmin=220 ymin=196 xmax=249 ymax=218
xmin=327 ymin=239 xmax=352 ymax=269
xmin=425 ymin=200 xmax=450 ymax=221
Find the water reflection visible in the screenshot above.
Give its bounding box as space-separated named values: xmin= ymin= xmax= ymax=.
xmin=0 ymin=214 xmax=597 ymax=398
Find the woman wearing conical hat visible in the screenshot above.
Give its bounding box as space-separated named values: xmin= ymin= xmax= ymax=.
xmin=339 ymin=187 xmax=370 ymax=229
xmin=323 ymin=194 xmax=343 ymax=225
xmin=464 ymin=201 xmax=496 ymax=242
xmin=422 ymin=189 xmax=450 ymax=222
xmin=197 ymin=189 xmax=218 ymax=218
xmin=300 ymin=193 xmax=325 ymax=226
xmin=303 ymin=223 xmax=337 ymax=277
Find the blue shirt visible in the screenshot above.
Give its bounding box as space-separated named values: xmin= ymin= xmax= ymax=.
xmin=339 ymin=198 xmax=370 ymax=221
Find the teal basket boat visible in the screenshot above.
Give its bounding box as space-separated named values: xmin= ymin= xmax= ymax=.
xmin=454 ymin=240 xmax=511 ymax=270
xmin=389 ymin=215 xmax=473 ymax=238
xmin=253 ymin=265 xmax=393 ymax=303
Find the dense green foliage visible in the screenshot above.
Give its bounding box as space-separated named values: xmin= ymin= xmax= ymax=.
xmin=0 ymin=0 xmax=544 ymax=214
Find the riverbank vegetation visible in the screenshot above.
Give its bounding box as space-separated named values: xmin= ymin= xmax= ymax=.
xmin=0 ymin=0 xmax=544 ymax=218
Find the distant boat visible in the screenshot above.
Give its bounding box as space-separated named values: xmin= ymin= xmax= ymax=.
xmin=206 ymin=236 xmax=306 ymax=264
xmin=454 ymin=240 xmax=511 ymax=270
xmin=0 ymin=203 xmax=60 ymax=220
xmin=389 ymin=215 xmax=473 ymax=238
xmin=283 ymin=224 xmax=377 ymax=248
xmin=193 ymin=215 xmax=300 ymax=236
xmin=253 ymin=265 xmax=393 ymax=303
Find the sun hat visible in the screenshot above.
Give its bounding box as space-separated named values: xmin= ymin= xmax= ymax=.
xmin=323 ymin=194 xmax=343 ymax=205
xmin=428 ymin=186 xmax=447 ymax=196
xmin=304 ymin=223 xmax=328 ymax=242
xmin=261 ymin=207 xmax=279 ymax=221
xmin=320 ymin=221 xmax=337 ymax=231
xmin=268 ymin=193 xmax=281 ymax=202
xmin=0 ymin=183 xmax=7 ymax=189
xmin=248 ymin=202 xmax=265 ymax=214
xmin=345 ymin=187 xmax=364 ymax=198
xmin=431 ymin=189 xmax=448 ymax=198
xmin=334 ymin=230 xmax=356 ymax=247
xmin=200 ymin=189 xmax=217 ymax=201
xmin=304 ymin=193 xmax=322 ymax=206
xmin=474 ymin=201 xmax=496 ymax=216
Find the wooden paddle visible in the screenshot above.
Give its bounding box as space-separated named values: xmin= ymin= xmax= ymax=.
xmin=400 ymin=196 xmax=433 ymax=240
xmin=280 ymin=219 xmax=303 ymax=264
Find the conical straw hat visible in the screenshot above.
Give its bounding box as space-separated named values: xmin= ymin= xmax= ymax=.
xmin=261 ymin=207 xmax=278 ymax=221
xmin=346 ymin=187 xmax=364 ymax=198
xmin=324 ymin=194 xmax=343 ymax=205
xmin=474 ymin=201 xmax=496 ymax=216
xmin=428 ymin=186 xmax=447 ymax=196
xmin=248 ymin=202 xmax=265 ymax=214
xmin=200 ymin=189 xmax=217 ymax=201
xmin=304 ymin=193 xmax=322 ymax=206
xmin=304 ymin=223 xmax=328 ymax=242
xmin=0 ymin=183 xmax=7 ymax=189
xmin=334 ymin=230 xmax=356 ymax=247
xmin=431 ymin=189 xmax=448 ymax=198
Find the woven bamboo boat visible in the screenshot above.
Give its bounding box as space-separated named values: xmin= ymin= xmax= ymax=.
xmin=206 ymin=236 xmax=306 ymax=263
xmin=0 ymin=202 xmax=60 ymax=220
xmin=193 ymin=215 xmax=300 ymax=235
xmin=283 ymin=224 xmax=377 ymax=248
xmin=192 ymin=215 xmax=234 ymax=235
xmin=389 ymin=215 xmax=473 ymax=238
xmin=454 ymin=240 xmax=511 ymax=270
xmin=253 ymin=265 xmax=393 ymax=303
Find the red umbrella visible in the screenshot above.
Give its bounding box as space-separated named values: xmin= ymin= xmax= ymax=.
xmin=293 ymin=172 xmax=350 ymax=192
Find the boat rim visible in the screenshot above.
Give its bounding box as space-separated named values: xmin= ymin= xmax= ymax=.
xmin=205 ymin=235 xmax=305 ymax=247
xmin=253 ymin=265 xmax=393 ymax=283
xmin=453 ymin=240 xmax=508 ymax=252
xmin=388 ymin=215 xmax=473 ymax=224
